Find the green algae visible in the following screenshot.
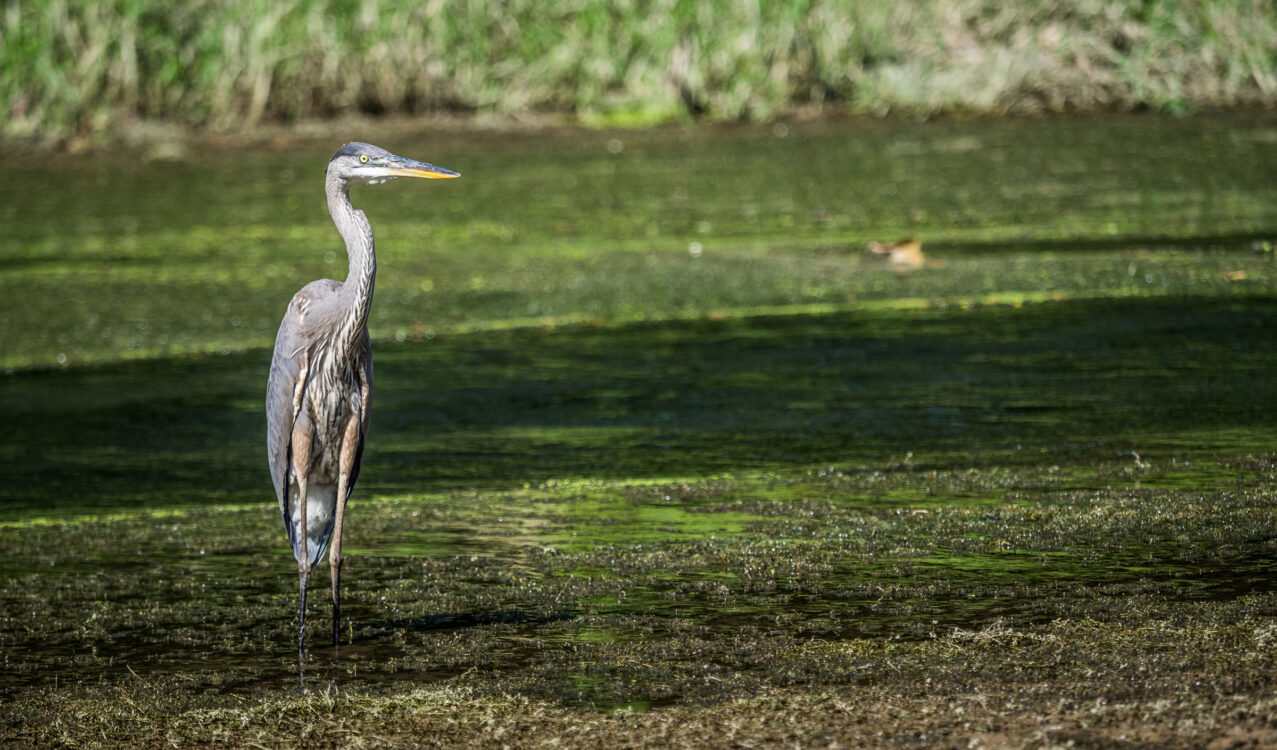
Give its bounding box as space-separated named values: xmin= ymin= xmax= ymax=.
xmin=3 ymin=303 xmax=1276 ymax=730
xmin=3 ymin=116 xmax=1277 ymax=745
xmin=3 ymin=115 xmax=1277 ymax=369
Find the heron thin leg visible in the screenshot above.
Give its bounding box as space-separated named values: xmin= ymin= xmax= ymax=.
xmin=296 ymin=475 xmax=310 ymax=657
xmin=292 ymin=422 xmax=314 ymax=656
xmin=298 ymin=567 xmax=309 ymax=660
xmin=330 ymin=413 xmax=361 ymax=647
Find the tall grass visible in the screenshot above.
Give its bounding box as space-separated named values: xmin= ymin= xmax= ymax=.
xmin=3 ymin=0 xmax=1275 ymax=137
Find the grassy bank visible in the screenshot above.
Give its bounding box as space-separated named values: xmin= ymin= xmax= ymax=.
xmin=14 ymin=609 xmax=1277 ymax=747
xmin=4 ymin=0 xmax=1276 ymax=140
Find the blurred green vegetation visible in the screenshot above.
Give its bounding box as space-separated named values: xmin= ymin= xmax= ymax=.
xmin=3 ymin=0 xmax=1276 ymax=139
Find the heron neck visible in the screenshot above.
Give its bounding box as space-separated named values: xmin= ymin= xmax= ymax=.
xmin=326 ymin=175 xmax=377 ymax=353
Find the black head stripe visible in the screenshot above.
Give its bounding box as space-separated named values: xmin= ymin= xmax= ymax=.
xmin=334 ymin=142 xmax=371 ymax=159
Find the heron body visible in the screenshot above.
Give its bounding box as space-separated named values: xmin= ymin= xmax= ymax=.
xmin=266 ymin=142 xmax=458 ymax=655
xmin=271 ymin=279 xmax=371 ymax=567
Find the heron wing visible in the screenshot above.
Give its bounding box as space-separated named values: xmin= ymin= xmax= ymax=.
xmin=266 ymin=281 xmax=340 ymax=550
xmin=266 ymin=309 xmax=306 ymax=549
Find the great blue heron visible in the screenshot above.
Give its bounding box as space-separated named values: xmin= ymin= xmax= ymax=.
xmin=266 ymin=142 xmax=459 ymax=655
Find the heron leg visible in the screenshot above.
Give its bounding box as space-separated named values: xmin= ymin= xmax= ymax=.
xmin=298 ymin=568 xmax=309 ymax=660
xmin=291 ymin=420 xmax=314 ymax=657
xmin=330 ymin=413 xmax=361 ymax=647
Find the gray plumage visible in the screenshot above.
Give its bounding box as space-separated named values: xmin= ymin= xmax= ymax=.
xmin=265 ymin=142 xmax=459 ymax=655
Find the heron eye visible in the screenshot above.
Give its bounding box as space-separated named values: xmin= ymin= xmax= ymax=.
xmin=358 ymin=154 xmax=369 ymax=164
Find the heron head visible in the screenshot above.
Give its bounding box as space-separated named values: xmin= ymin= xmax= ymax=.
xmin=328 ymin=142 xmax=460 ymax=185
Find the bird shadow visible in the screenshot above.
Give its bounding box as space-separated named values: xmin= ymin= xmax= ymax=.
xmin=350 ymin=608 xmax=579 ymax=644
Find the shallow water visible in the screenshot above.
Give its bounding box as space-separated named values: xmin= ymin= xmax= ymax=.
xmin=2 ymin=114 xmax=1275 ymax=368
xmin=1 ymin=115 xmax=1276 ymax=712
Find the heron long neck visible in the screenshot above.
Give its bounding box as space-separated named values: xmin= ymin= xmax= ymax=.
xmin=326 ymin=173 xmax=376 ymax=355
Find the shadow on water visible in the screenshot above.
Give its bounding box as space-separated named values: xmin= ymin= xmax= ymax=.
xmin=2 ymin=294 xmax=1274 ymax=518
xmin=362 ymin=609 xmax=580 ymax=642
xmin=934 ymin=230 xmax=1274 ymax=255
xmin=2 ymin=291 xmax=1276 ymax=707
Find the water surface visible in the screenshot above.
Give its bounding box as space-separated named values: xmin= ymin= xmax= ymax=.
xmin=1 ymin=115 xmax=1275 ymax=714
